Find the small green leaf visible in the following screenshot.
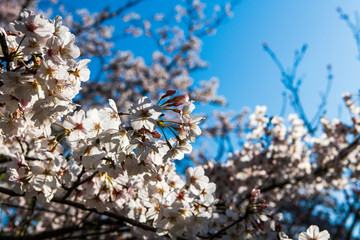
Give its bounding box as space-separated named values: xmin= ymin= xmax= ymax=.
xmin=0 ymin=172 xmax=5 ymax=181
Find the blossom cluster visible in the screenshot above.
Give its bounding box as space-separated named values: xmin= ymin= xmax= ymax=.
xmin=199 ymin=96 xmax=360 ymax=237
xmin=0 ymin=9 xmax=90 ymax=137
xmin=0 ymin=5 xmax=345 ymax=240
xmin=74 ymin=0 xmax=230 ymax=109
xmin=0 ymin=9 xmax=220 ymax=238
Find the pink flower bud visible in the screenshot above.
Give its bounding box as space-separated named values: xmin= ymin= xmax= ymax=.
xmin=163 ymin=94 xmax=189 ymax=107
xmin=165 ymin=90 xmax=177 ymax=97
xmin=159 ymin=90 xmax=177 ymax=102
xmin=152 ymin=131 xmax=162 ymax=139
xmin=20 ymin=99 xmax=29 ymax=108
xmin=275 ymin=223 xmax=282 ymax=232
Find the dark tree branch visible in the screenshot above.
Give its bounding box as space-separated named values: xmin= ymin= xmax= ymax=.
xmin=0 ymin=186 xmax=157 ymax=234
xmin=198 ymin=211 xmax=248 ymax=239
xmin=238 ymin=136 xmax=360 ymax=204
xmin=74 ymin=0 xmax=143 ymax=35
xmin=1 ymin=202 xmax=68 ymax=215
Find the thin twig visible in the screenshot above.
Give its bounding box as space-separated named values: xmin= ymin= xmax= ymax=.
xmin=74 ymin=0 xmax=143 ymax=35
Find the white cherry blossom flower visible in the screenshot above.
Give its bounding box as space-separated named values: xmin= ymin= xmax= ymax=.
xmin=69 ymin=59 xmax=91 ymax=82
xmin=186 ymin=166 xmax=209 ymax=190
xmin=298 ymin=225 xmax=330 ymax=240
xmin=63 ymin=109 xmax=87 ymax=143
xmin=83 ymin=108 xmax=103 ymax=138
xmin=11 ymin=9 xmax=55 ymax=38
xmin=129 ymin=96 xmax=161 ymax=131
xmin=31 ymin=160 xmax=61 ymax=202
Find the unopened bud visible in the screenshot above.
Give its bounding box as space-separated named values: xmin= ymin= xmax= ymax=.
xmin=20 ymin=99 xmax=29 ymax=108
xmin=152 ymin=131 xmax=162 ymax=139
xmin=165 ymin=90 xmax=177 ymax=97
xmin=275 ymin=223 xmax=282 ymax=232
xmin=163 ymin=94 xmax=189 ymax=107
xmin=159 ymin=90 xmax=177 ymax=102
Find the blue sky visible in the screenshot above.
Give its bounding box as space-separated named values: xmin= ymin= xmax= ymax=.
xmin=199 ymin=0 xmax=360 ymax=121
xmin=58 ymin=0 xmax=360 ymax=121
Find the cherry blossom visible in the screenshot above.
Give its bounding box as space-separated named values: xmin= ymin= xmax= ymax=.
xmin=298 ymin=225 xmax=330 ymax=240
xmin=0 ymin=2 xmax=352 ymax=239
xmin=129 ymin=96 xmax=161 ymax=131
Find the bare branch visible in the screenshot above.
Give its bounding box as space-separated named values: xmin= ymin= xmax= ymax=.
xmin=198 ymin=211 xmax=248 ymax=239
xmin=0 ymin=186 xmax=157 ymax=233
xmin=74 ymin=0 xmax=143 ymax=35
xmin=238 ymin=136 xmax=360 ymax=204
xmin=263 ymin=44 xmax=333 ymax=134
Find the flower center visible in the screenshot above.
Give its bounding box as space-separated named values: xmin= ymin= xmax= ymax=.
xmin=26 ymin=22 xmax=38 ymax=33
